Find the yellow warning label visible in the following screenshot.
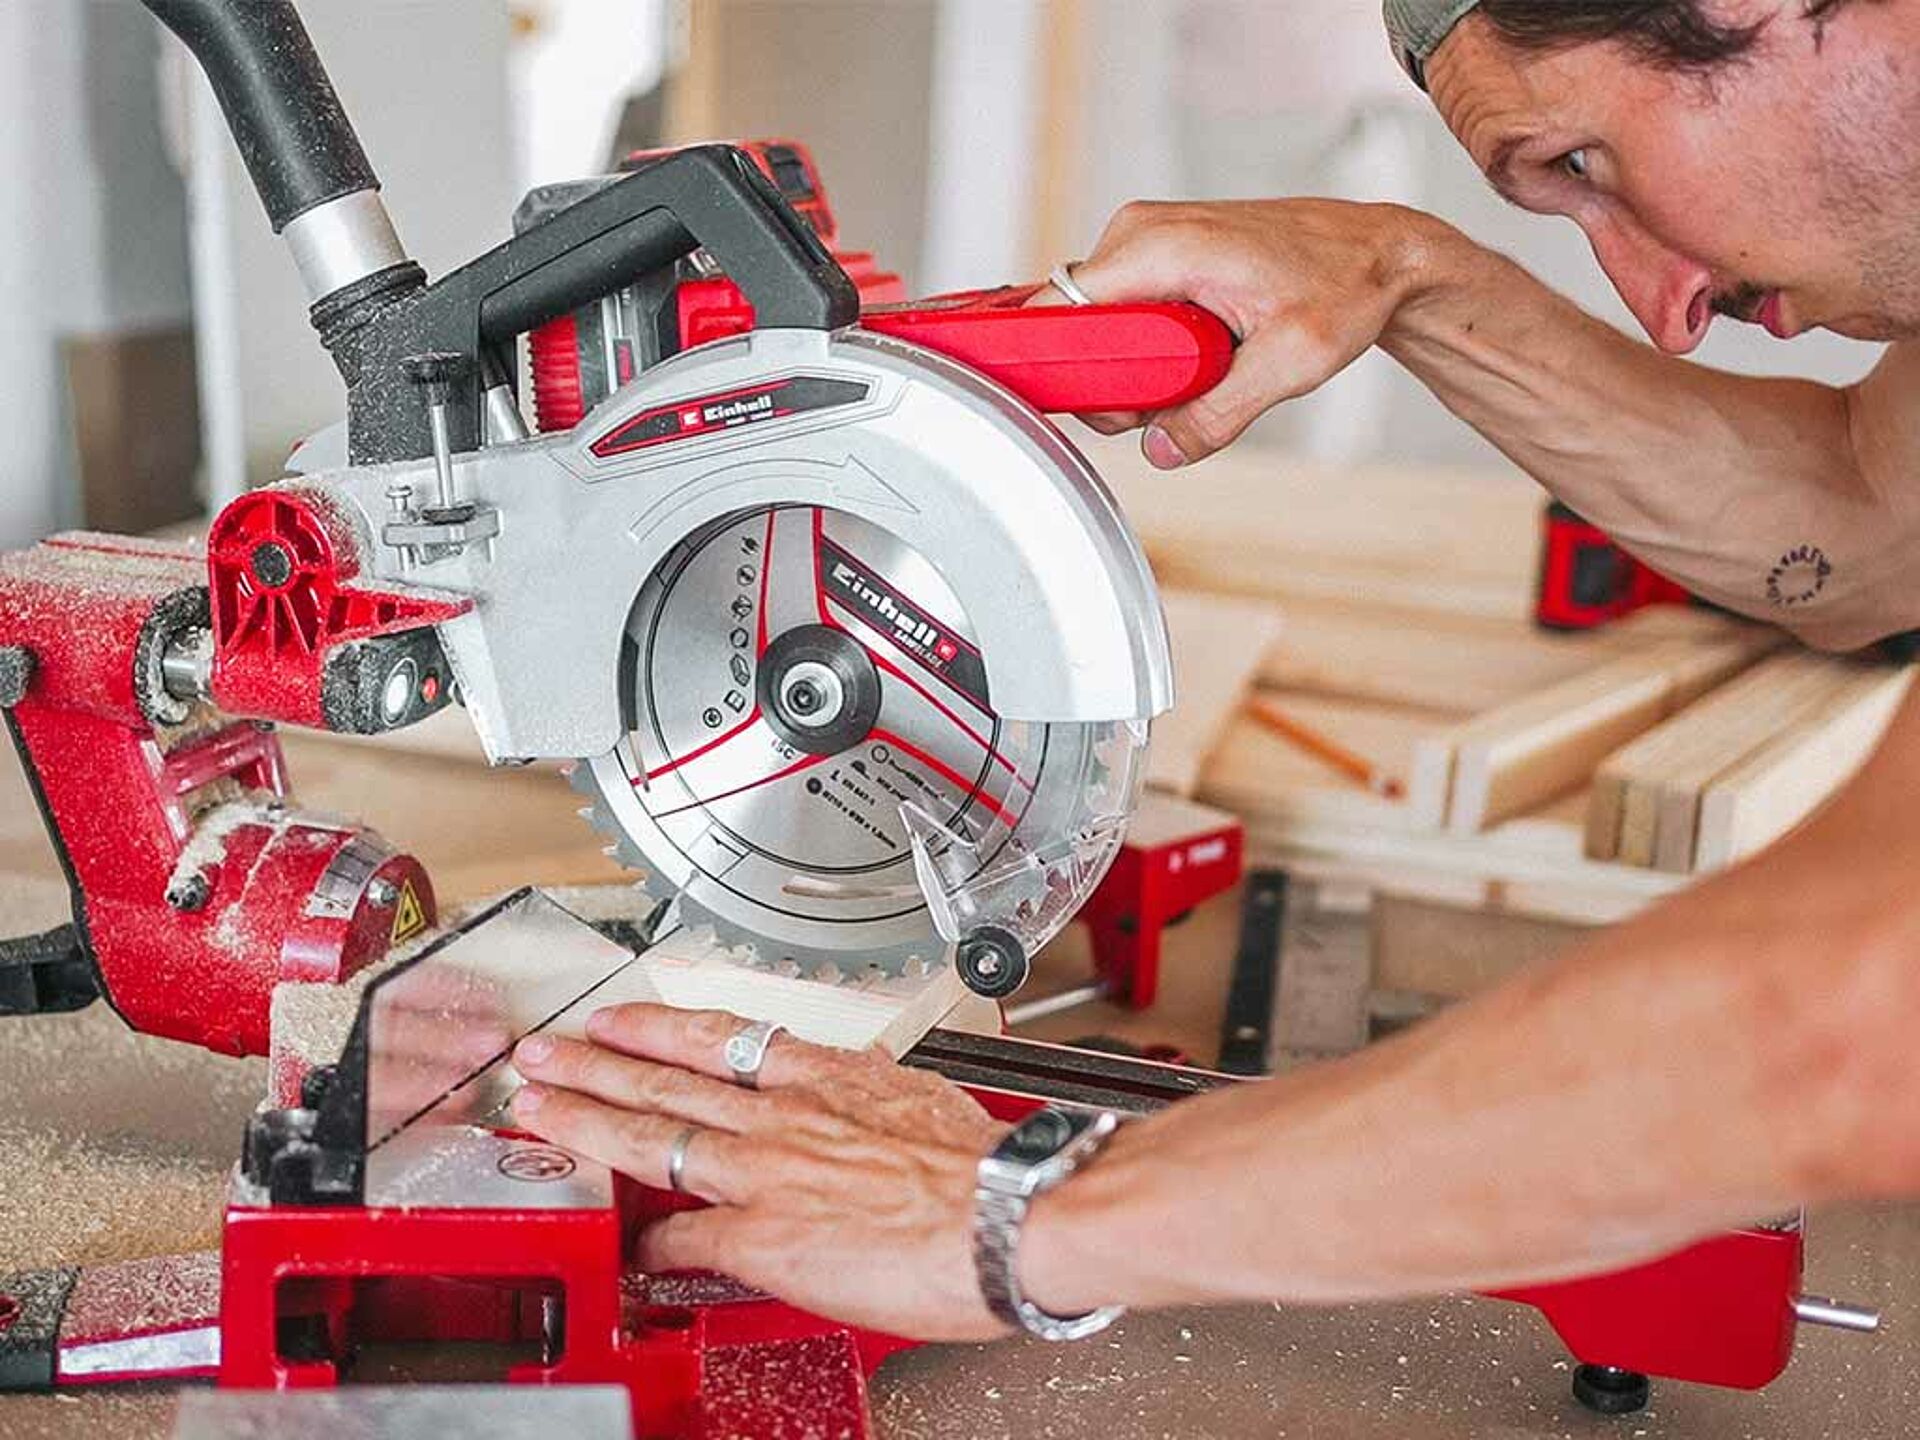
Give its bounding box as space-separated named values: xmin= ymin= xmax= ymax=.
xmin=390 ymin=878 xmax=428 ymax=945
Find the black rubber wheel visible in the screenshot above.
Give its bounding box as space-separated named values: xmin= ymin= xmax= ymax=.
xmin=1572 ymin=1365 xmax=1651 ymax=1415
xmin=956 ymin=926 xmax=1030 ymax=999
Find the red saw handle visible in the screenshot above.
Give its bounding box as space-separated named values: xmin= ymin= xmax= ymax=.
xmin=859 ymin=284 xmax=1235 ymax=416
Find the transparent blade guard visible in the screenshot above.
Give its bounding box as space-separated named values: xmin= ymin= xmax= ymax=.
xmin=903 ymin=718 xmax=1148 ymax=959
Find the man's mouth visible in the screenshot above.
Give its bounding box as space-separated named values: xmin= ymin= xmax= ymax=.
xmin=1712 ymin=284 xmax=1794 ymax=339
xmin=1758 ymin=292 xmax=1794 ymax=339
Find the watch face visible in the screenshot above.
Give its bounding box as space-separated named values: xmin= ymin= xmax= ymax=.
xmin=1004 ymin=1108 xmax=1079 ymax=1165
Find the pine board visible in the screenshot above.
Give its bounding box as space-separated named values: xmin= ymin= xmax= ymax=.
xmin=1695 ymin=663 xmax=1915 ymax=870
xmin=1585 ymin=650 xmax=1835 ymax=863
xmin=1414 ymin=628 xmax=1780 ymax=835
xmin=1637 ymin=655 xmax=1850 ymax=870
xmin=1086 ymin=432 xmax=1546 ymax=621
xmin=1253 ymin=599 xmax=1751 ymax=719
xmin=1198 ymin=692 xmax=1445 ymax=834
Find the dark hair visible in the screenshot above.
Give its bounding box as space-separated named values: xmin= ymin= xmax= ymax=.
xmin=1478 ymin=0 xmax=1857 ymax=71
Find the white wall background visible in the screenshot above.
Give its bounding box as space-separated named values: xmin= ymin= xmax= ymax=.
xmin=182 ymin=1 xmax=523 ymax=500
xmin=0 ymin=0 xmax=193 ymax=549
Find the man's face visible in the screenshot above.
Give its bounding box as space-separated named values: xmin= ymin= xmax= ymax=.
xmin=1424 ymin=1 xmax=1920 ymax=352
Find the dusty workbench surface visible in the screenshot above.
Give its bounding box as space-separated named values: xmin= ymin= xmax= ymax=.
xmin=4 ymin=727 xmax=1918 ymax=1439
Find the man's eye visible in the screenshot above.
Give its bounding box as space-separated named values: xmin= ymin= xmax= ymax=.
xmin=1561 ymin=149 xmax=1591 ymax=180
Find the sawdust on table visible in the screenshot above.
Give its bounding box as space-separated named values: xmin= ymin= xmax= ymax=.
xmin=0 ymin=1124 xmax=222 ymax=1272
xmin=61 ymin=1252 xmax=222 ymax=1339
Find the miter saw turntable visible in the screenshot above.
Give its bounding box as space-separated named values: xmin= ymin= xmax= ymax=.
xmin=0 ymin=0 xmax=1880 ymax=1431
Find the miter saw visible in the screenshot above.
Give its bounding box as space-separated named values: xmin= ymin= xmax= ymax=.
xmin=0 ymin=0 xmax=1240 ymax=1054
xmin=0 ymin=1 xmax=1882 ymax=1431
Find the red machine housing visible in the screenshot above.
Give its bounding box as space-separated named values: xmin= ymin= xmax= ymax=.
xmin=1499 ymin=1226 xmax=1806 ymax=1392
xmin=10 ymin=1098 xmax=1817 ymax=1436
xmin=205 ymin=487 xmax=469 ymax=729
xmin=1075 ymin=798 xmax=1243 ymax=1011
xmin=0 ymin=532 xmax=445 ymax=1054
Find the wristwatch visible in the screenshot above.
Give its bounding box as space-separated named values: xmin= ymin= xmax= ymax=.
xmin=973 ymin=1105 xmax=1126 ymax=1341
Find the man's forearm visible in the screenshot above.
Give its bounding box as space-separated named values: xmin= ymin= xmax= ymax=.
xmin=1019 ymin=692 xmax=1920 ymax=1314
xmin=1378 ymin=216 xmax=1906 ymax=650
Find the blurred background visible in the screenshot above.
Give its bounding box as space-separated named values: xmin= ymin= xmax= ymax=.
xmin=0 ymin=0 xmax=1884 ymax=552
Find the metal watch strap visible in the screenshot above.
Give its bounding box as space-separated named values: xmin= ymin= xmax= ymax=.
xmin=973 ymin=1109 xmax=1125 ymax=1342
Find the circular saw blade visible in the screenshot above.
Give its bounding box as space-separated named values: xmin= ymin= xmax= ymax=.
xmin=575 ymin=504 xmax=1131 ymax=977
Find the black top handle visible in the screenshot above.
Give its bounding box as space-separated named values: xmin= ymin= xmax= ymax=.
xmin=324 ymin=144 xmax=862 ymax=464
xmin=474 ymin=144 xmax=859 ymax=342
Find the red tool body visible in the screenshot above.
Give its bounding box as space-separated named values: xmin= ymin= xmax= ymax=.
xmin=1073 ymin=799 xmax=1243 ymax=1011
xmin=0 ymin=533 xmax=440 ymax=1054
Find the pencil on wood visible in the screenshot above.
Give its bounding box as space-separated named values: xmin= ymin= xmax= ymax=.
xmin=1248 ymin=697 xmax=1405 ymax=798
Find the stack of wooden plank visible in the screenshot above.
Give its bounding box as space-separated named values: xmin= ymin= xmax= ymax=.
xmin=1586 ymin=651 xmax=1912 ymax=873
xmin=1088 ymin=437 xmax=1914 ymax=925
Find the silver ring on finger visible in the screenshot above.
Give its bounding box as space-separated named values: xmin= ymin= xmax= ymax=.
xmin=667 ymin=1124 xmax=700 ymax=1194
xmin=723 ymin=1020 xmax=785 ymax=1090
xmin=1048 ymin=261 xmax=1095 ymax=307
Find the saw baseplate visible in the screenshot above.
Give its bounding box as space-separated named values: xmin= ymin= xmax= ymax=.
xmin=573 ymin=504 xmax=1145 ymax=986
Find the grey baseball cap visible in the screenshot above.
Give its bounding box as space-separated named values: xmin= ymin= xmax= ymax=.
xmin=1383 ymin=0 xmax=1483 ymax=87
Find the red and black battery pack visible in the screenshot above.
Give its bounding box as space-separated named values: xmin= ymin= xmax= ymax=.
xmin=526 ymin=139 xmax=906 ymax=433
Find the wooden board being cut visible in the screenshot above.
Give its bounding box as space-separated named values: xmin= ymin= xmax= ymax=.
xmin=1695 ymin=662 xmax=1915 ymax=871
xmin=1148 ymin=589 xmax=1286 ymax=796
xmin=582 ymin=925 xmax=968 ymax=1058
xmin=272 ymin=892 xmax=971 ymax=1088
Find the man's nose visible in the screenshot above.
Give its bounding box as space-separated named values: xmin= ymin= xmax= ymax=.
xmin=1582 ymin=215 xmax=1713 ymax=355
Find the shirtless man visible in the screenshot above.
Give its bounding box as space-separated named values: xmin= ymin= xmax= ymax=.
xmin=507 ymin=0 xmax=1920 ymax=1344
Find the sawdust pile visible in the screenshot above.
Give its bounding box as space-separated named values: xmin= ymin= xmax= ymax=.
xmin=0 ymin=1006 xmax=259 ymax=1274
xmin=0 ymin=1126 xmax=223 ymax=1272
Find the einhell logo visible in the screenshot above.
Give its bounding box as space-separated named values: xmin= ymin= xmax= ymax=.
xmin=687 ymin=394 xmax=774 ymax=428
xmin=817 ymin=535 xmax=991 ymax=710
xmin=591 ymin=377 xmax=872 ymax=460
xmin=832 ymin=560 xmax=944 ymax=653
